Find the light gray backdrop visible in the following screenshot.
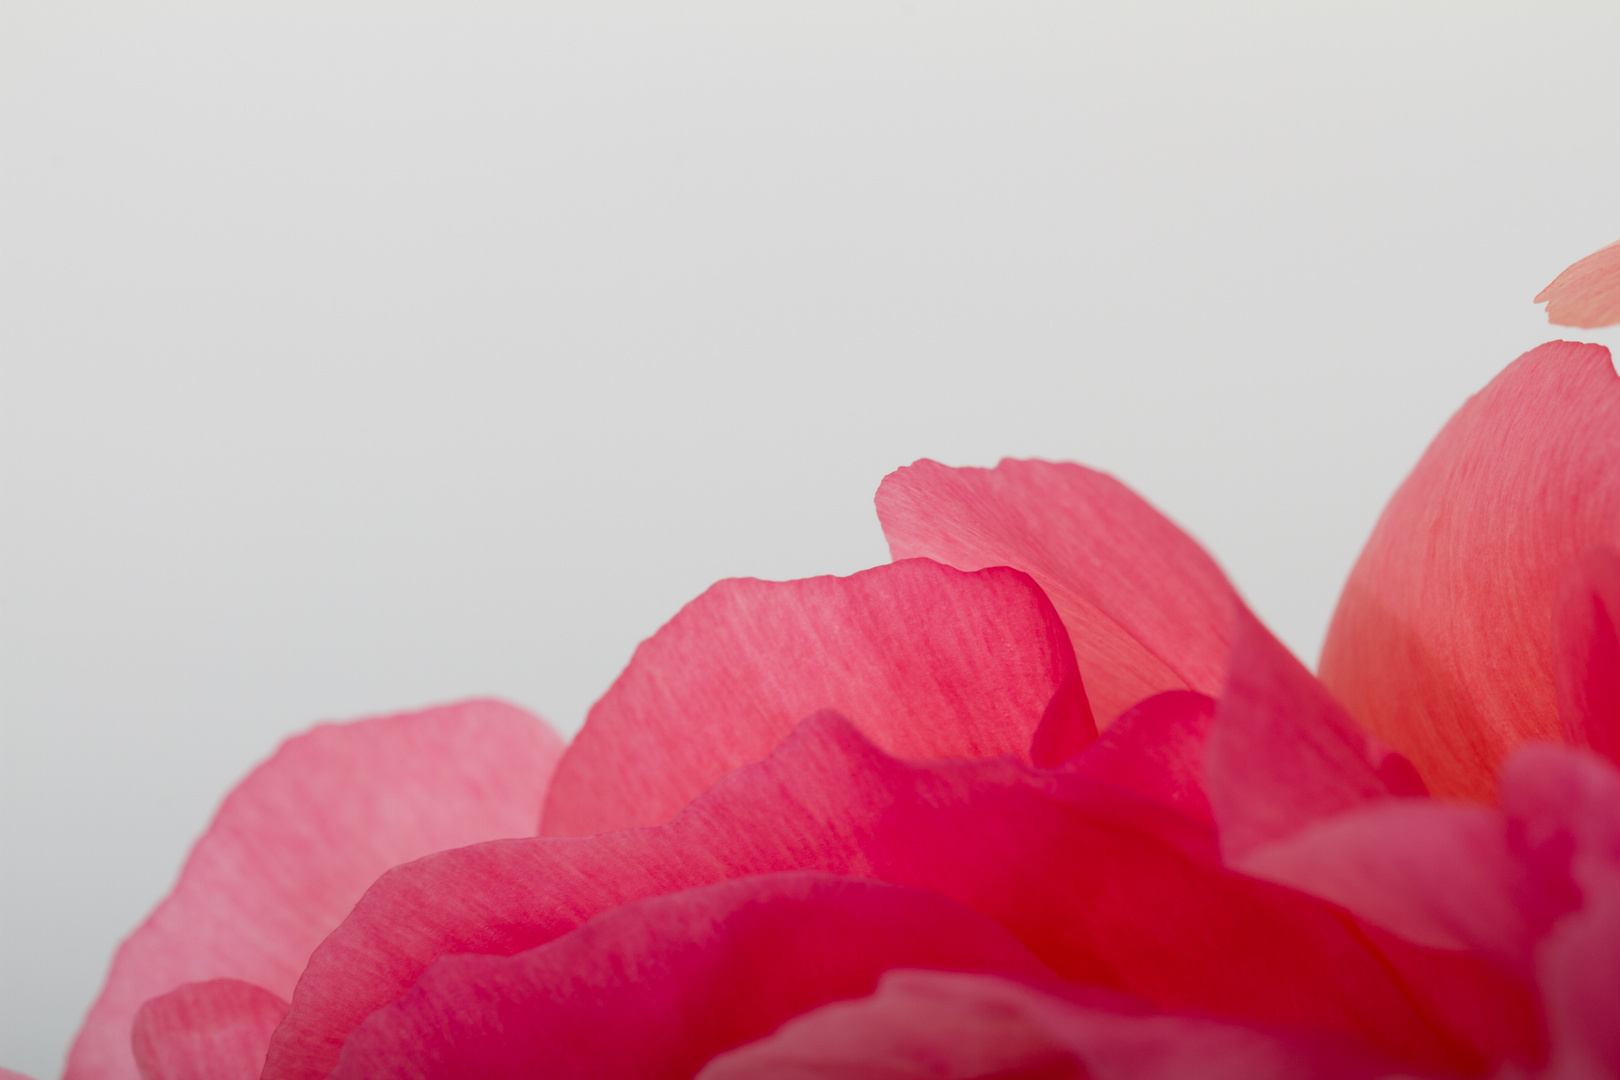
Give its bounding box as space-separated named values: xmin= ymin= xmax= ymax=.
xmin=4 ymin=3 xmax=1619 ymax=1076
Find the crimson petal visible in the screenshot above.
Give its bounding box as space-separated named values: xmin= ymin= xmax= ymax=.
xmin=1553 ymin=545 xmax=1620 ymax=765
xmin=875 ymin=458 xmax=1237 ymax=725
xmin=1067 ymin=690 xmax=1217 ymax=829
xmin=265 ymin=713 xmax=1539 ymax=1080
xmin=130 ymin=980 xmax=288 ymax=1080
xmin=542 ymin=558 xmax=1091 ymax=836
xmin=331 ymin=873 xmax=1056 ymax=1080
xmin=66 ymin=700 xmax=563 ymax=1080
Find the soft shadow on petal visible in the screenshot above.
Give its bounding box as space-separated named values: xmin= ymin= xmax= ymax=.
xmin=699 ymin=969 xmax=1408 ymax=1080
xmin=131 ymin=980 xmax=288 ymax=1080
xmin=876 ymin=458 xmax=1237 ymax=725
xmin=66 ymin=700 xmax=563 ymax=1080
xmin=1066 ymin=690 xmax=1217 ymax=829
xmin=1208 ymin=607 xmax=1425 ymax=863
xmin=265 ymin=713 xmax=1539 ymax=1080
xmin=1553 ymin=545 xmax=1620 ymax=765
xmin=1320 ymin=342 xmax=1620 ymax=799
xmin=331 ymin=874 xmax=1055 ymax=1080
xmin=1536 ymin=240 xmax=1620 ymax=329
xmin=542 ymin=558 xmax=1091 ymax=837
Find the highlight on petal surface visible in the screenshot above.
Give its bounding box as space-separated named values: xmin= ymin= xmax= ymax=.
xmin=264 ymin=712 xmax=1540 ymax=1080
xmin=330 ymin=873 xmax=1056 ymax=1080
xmin=1537 ymin=239 xmax=1620 ymax=328
xmin=541 ymin=558 xmax=1091 ymax=837
xmin=1553 ymin=545 xmax=1620 ymax=764
xmin=1320 ymin=341 xmax=1620 ymax=798
xmin=876 ymin=458 xmax=1237 ymax=725
xmin=698 ymin=969 xmax=1405 ymax=1080
xmin=130 ymin=980 xmax=288 ymax=1080
xmin=66 ymin=700 xmax=564 ymax=1080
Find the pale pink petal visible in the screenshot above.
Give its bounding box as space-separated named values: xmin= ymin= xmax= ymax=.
xmin=699 ymin=970 xmax=1407 ymax=1080
xmin=331 ymin=873 xmax=1056 ymax=1079
xmin=875 ymin=459 xmax=1238 ymax=725
xmin=1537 ymin=873 xmax=1620 ymax=1080
xmin=66 ymin=700 xmax=563 ymax=1080
xmin=130 ymin=980 xmax=288 ymax=1080
xmin=541 ymin=558 xmax=1090 ymax=836
xmin=1553 ymin=545 xmax=1620 ymax=765
xmin=265 ymin=713 xmax=1539 ymax=1080
xmin=1537 ymin=240 xmax=1620 ymax=329
xmin=1207 ymin=608 xmax=1425 ymax=862
xmin=1067 ymin=690 xmax=1217 ymax=829
xmin=1237 ymin=801 xmax=1531 ymax=972
xmin=1320 ymin=342 xmax=1620 ymax=798
xmin=0 ymin=1069 xmax=40 ymax=1080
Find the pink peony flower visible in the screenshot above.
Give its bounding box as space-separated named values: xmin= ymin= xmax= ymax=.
xmin=12 ymin=248 xmax=1620 ymax=1080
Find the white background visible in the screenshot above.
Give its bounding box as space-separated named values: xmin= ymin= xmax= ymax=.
xmin=4 ymin=3 xmax=1619 ymax=1075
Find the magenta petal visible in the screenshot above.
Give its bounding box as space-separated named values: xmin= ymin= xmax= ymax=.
xmin=66 ymin=700 xmax=564 ymax=1080
xmin=1207 ymin=608 xmax=1425 ymax=863
xmin=130 ymin=980 xmax=288 ymax=1080
xmin=1067 ymin=690 xmax=1217 ymax=829
xmin=332 ymin=873 xmax=1055 ymax=1080
xmin=1537 ymin=239 xmax=1620 ymax=329
xmin=1537 ymin=874 xmax=1620 ymax=1079
xmin=875 ymin=459 xmax=1238 ymax=725
xmin=542 ymin=558 xmax=1091 ymax=836
xmin=1553 ymin=545 xmax=1620 ymax=765
xmin=1321 ymin=342 xmax=1620 ymax=798
xmin=265 ymin=713 xmax=1538 ymax=1080
xmin=699 ymin=970 xmax=1405 ymax=1080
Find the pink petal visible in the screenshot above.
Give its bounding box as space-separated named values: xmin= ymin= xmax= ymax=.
xmin=1 ymin=1070 xmax=41 ymax=1080
xmin=1067 ymin=690 xmax=1217 ymax=829
xmin=1237 ymin=801 xmax=1531 ymax=972
xmin=1553 ymin=545 xmax=1620 ymax=765
xmin=265 ymin=712 xmax=1539 ymax=1080
xmin=874 ymin=458 xmax=1238 ymax=725
xmin=699 ymin=969 xmax=1405 ymax=1080
xmin=1537 ymin=872 xmax=1620 ymax=1080
xmin=1498 ymin=744 xmax=1620 ymax=929
xmin=66 ymin=700 xmax=563 ymax=1080
xmin=1536 ymin=239 xmax=1620 ymax=329
xmin=1207 ymin=608 xmax=1425 ymax=862
xmin=1319 ymin=342 xmax=1620 ymax=799
xmin=331 ymin=873 xmax=1056 ymax=1079
xmin=541 ymin=558 xmax=1091 ymax=837
xmin=130 ymin=980 xmax=288 ymax=1080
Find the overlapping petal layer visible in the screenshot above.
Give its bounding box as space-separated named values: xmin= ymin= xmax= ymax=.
xmin=331 ymin=874 xmax=1056 ymax=1080
xmin=264 ymin=713 xmax=1540 ymax=1080
xmin=542 ymin=558 xmax=1090 ymax=836
xmin=1537 ymin=240 xmax=1620 ymax=329
xmin=1320 ymin=341 xmax=1620 ymax=798
xmin=1066 ymin=690 xmax=1216 ymax=828
xmin=66 ymin=701 xmax=563 ymax=1080
xmin=1553 ymin=544 xmax=1620 ymax=764
xmin=130 ymin=980 xmax=288 ymax=1080
xmin=698 ymin=970 xmax=1404 ymax=1080
xmin=875 ymin=458 xmax=1237 ymax=725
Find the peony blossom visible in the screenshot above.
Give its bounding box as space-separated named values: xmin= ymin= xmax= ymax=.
xmin=8 ymin=246 xmax=1620 ymax=1079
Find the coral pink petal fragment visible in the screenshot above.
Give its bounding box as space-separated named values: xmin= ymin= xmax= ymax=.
xmin=332 ymin=873 xmax=1056 ymax=1080
xmin=1537 ymin=239 xmax=1620 ymax=329
xmin=1320 ymin=341 xmax=1620 ymax=799
xmin=265 ymin=713 xmax=1539 ymax=1080
xmin=541 ymin=558 xmax=1090 ymax=836
xmin=66 ymin=700 xmax=564 ymax=1080
xmin=1067 ymin=690 xmax=1217 ymax=829
xmin=1238 ymin=801 xmax=1530 ymax=970
xmin=130 ymin=980 xmax=288 ymax=1080
xmin=698 ymin=969 xmax=1402 ymax=1080
xmin=1553 ymin=545 xmax=1620 ymax=764
xmin=875 ymin=458 xmax=1238 ymax=725
xmin=1207 ymin=608 xmax=1425 ymax=863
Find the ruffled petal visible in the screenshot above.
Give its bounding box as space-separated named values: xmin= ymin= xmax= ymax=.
xmin=130 ymin=980 xmax=288 ymax=1080
xmin=265 ymin=713 xmax=1539 ymax=1080
xmin=1067 ymin=690 xmax=1217 ymax=829
xmin=66 ymin=700 xmax=563 ymax=1080
xmin=1208 ymin=608 xmax=1425 ymax=863
xmin=1537 ymin=239 xmax=1620 ymax=329
xmin=331 ymin=873 xmax=1055 ymax=1080
xmin=1553 ymin=545 xmax=1620 ymax=764
xmin=875 ymin=459 xmax=1237 ymax=725
xmin=1320 ymin=342 xmax=1620 ymax=798
xmin=698 ymin=969 xmax=1406 ymax=1080
xmin=542 ymin=558 xmax=1091 ymax=836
